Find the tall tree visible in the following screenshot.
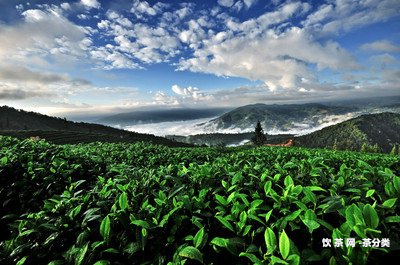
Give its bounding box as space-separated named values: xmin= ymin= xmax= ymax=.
xmin=251 ymin=121 xmax=267 ymax=146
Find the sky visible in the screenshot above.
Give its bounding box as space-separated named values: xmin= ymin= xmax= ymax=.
xmin=0 ymin=0 xmax=399 ymax=117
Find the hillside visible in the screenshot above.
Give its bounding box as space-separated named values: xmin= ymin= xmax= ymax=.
xmin=0 ymin=106 xmax=190 ymax=147
xmin=166 ymin=132 xmax=294 ymax=146
xmin=202 ymin=103 xmax=354 ymax=132
xmin=296 ymin=112 xmax=400 ymax=152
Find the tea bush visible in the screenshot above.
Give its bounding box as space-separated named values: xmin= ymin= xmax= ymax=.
xmin=0 ymin=136 xmax=399 ymax=264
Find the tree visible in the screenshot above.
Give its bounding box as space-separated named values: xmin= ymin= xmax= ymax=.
xmin=361 ymin=142 xmax=368 ymax=153
xmin=390 ymin=145 xmax=398 ymax=155
xmin=251 ymin=121 xmax=267 ymax=146
xmin=372 ymin=143 xmax=381 ymax=153
xmin=333 ymin=139 xmax=338 ymax=150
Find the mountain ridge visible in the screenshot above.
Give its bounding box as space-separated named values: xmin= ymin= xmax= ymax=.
xmin=295 ymin=112 xmax=400 ymax=153
xmin=202 ymin=102 xmax=356 ymax=132
xmin=0 ymin=106 xmax=191 ymax=147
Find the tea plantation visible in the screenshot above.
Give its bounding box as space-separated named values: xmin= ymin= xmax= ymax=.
xmin=0 ymin=136 xmax=399 ymax=264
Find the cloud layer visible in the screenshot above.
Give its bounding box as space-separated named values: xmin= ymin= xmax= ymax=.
xmin=0 ymin=0 xmax=399 ymax=115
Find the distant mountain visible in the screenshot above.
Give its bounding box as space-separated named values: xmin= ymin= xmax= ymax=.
xmin=166 ymin=132 xmax=294 ymax=146
xmin=202 ymin=103 xmax=355 ymax=132
xmin=0 ymin=106 xmax=190 ymax=147
xmin=98 ymin=107 xmax=231 ymax=125
xmin=295 ymin=112 xmax=400 ymax=153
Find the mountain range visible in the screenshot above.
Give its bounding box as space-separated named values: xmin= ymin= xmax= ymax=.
xmin=97 ymin=107 xmax=230 ymax=125
xmin=200 ymin=103 xmax=356 ymax=133
xmin=1 ymin=100 xmax=400 ymax=153
xmin=0 ymin=106 xmax=190 ymax=147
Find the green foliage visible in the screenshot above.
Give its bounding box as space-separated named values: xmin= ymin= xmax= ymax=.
xmin=0 ymin=135 xmax=399 ymax=264
xmin=296 ymin=112 xmax=400 ymax=153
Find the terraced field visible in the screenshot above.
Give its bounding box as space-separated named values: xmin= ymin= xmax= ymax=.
xmin=0 ymin=136 xmax=399 ymax=264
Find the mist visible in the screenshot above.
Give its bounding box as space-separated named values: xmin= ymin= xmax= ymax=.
xmin=122 ymin=112 xmax=360 ymax=137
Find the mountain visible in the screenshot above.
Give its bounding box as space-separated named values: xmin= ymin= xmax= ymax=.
xmin=0 ymin=106 xmax=190 ymax=147
xmin=202 ymin=103 xmax=355 ymax=132
xmin=295 ymin=112 xmax=400 ymax=153
xmin=166 ymin=132 xmax=294 ymax=146
xmin=98 ymin=107 xmax=231 ymax=125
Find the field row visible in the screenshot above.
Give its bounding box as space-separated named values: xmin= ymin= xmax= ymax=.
xmin=0 ymin=136 xmax=399 ymax=264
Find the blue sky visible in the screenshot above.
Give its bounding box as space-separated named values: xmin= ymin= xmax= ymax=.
xmin=0 ymin=0 xmax=399 ymax=117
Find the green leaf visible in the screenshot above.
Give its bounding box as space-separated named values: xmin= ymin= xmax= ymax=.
xmin=130 ymin=219 xmax=150 ymax=229
xmin=264 ymin=181 xmax=272 ymax=195
xmin=303 ymin=219 xmax=320 ymax=234
xmin=285 ymin=210 xmax=302 ymax=222
xmin=0 ymin=156 xmax=8 ymax=166
xmin=76 ymin=242 xmax=89 ymax=265
xmin=48 ymin=261 xmax=64 ymax=265
xmin=302 ymin=210 xmax=320 ymax=233
xmin=270 ymin=255 xmax=289 ymax=264
xmin=264 ymin=228 xmax=277 ymax=255
xmin=215 ymin=194 xmax=228 ymax=206
xmin=287 ymin=254 xmax=300 ymax=265
xmin=284 ymin=176 xmax=294 ymax=187
xmin=193 ymin=228 xmax=205 ymax=248
xmin=93 ymin=261 xmax=110 ymax=265
xmin=265 ymin=209 xmax=273 ymax=223
xmin=385 ymin=216 xmax=400 ymax=223
xmin=363 ymin=204 xmax=379 ymax=229
xmin=100 ymin=216 xmax=111 ymax=241
xmin=279 ymin=230 xmax=290 ymax=260
xmin=141 ymin=228 xmax=147 ymax=237
xmin=382 ymin=198 xmax=397 ymax=208
xmin=119 ymin=192 xmax=128 ymax=211
xmin=210 ymin=237 xmax=228 ymax=247
xmin=179 ymin=246 xmax=203 ymax=264
xmin=307 ymin=186 xmax=326 ymax=192
xmin=250 ymin=199 xmax=264 ymax=209
xmin=216 ymin=216 xmax=235 ymax=232
xmin=239 ymin=211 xmax=247 ymax=224
xmin=16 ymin=256 xmax=27 ymax=265
xmin=345 ymin=204 xmax=364 ymax=227
xmin=239 ymin=252 xmax=262 ymax=264
xmin=366 ymin=189 xmax=375 ymax=198
xmin=103 ymin=248 xmax=119 ymax=254
xmin=394 ymin=176 xmax=400 ymax=193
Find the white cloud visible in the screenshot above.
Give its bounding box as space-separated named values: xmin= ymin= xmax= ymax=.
xmin=16 ymin=4 xmax=24 ymax=11
xmin=0 ymin=7 xmax=88 ymax=67
xmin=243 ymin=0 xmax=257 ymax=8
xmin=22 ymin=9 xmax=47 ymax=22
xmin=218 ymin=0 xmax=235 ymax=7
xmin=171 ymin=84 xmax=212 ymax=101
xmin=179 ymin=26 xmax=358 ymax=90
xmin=303 ymin=0 xmax=400 ymax=34
xmin=370 ymin=54 xmax=397 ymax=68
xmin=90 ymin=46 xmax=141 ymax=69
xmin=130 ymin=0 xmax=167 ymax=18
xmin=80 ymin=0 xmax=101 ymax=9
xmin=106 ymin=10 xmax=133 ymax=27
xmin=77 ymin=14 xmax=89 ymax=20
xmin=60 ymin=3 xmax=71 ymax=10
xmin=153 ymin=91 xmax=179 ymax=105
xmin=97 ymin=11 xmax=180 ymax=65
xmin=361 ymin=40 xmax=400 ymax=53
xmin=0 ymin=65 xmax=93 ymax=102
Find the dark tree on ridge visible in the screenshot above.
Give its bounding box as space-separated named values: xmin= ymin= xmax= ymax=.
xmin=252 ymin=121 xmax=267 ymax=146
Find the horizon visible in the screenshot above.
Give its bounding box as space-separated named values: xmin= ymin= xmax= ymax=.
xmin=0 ymin=0 xmax=399 ymax=118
